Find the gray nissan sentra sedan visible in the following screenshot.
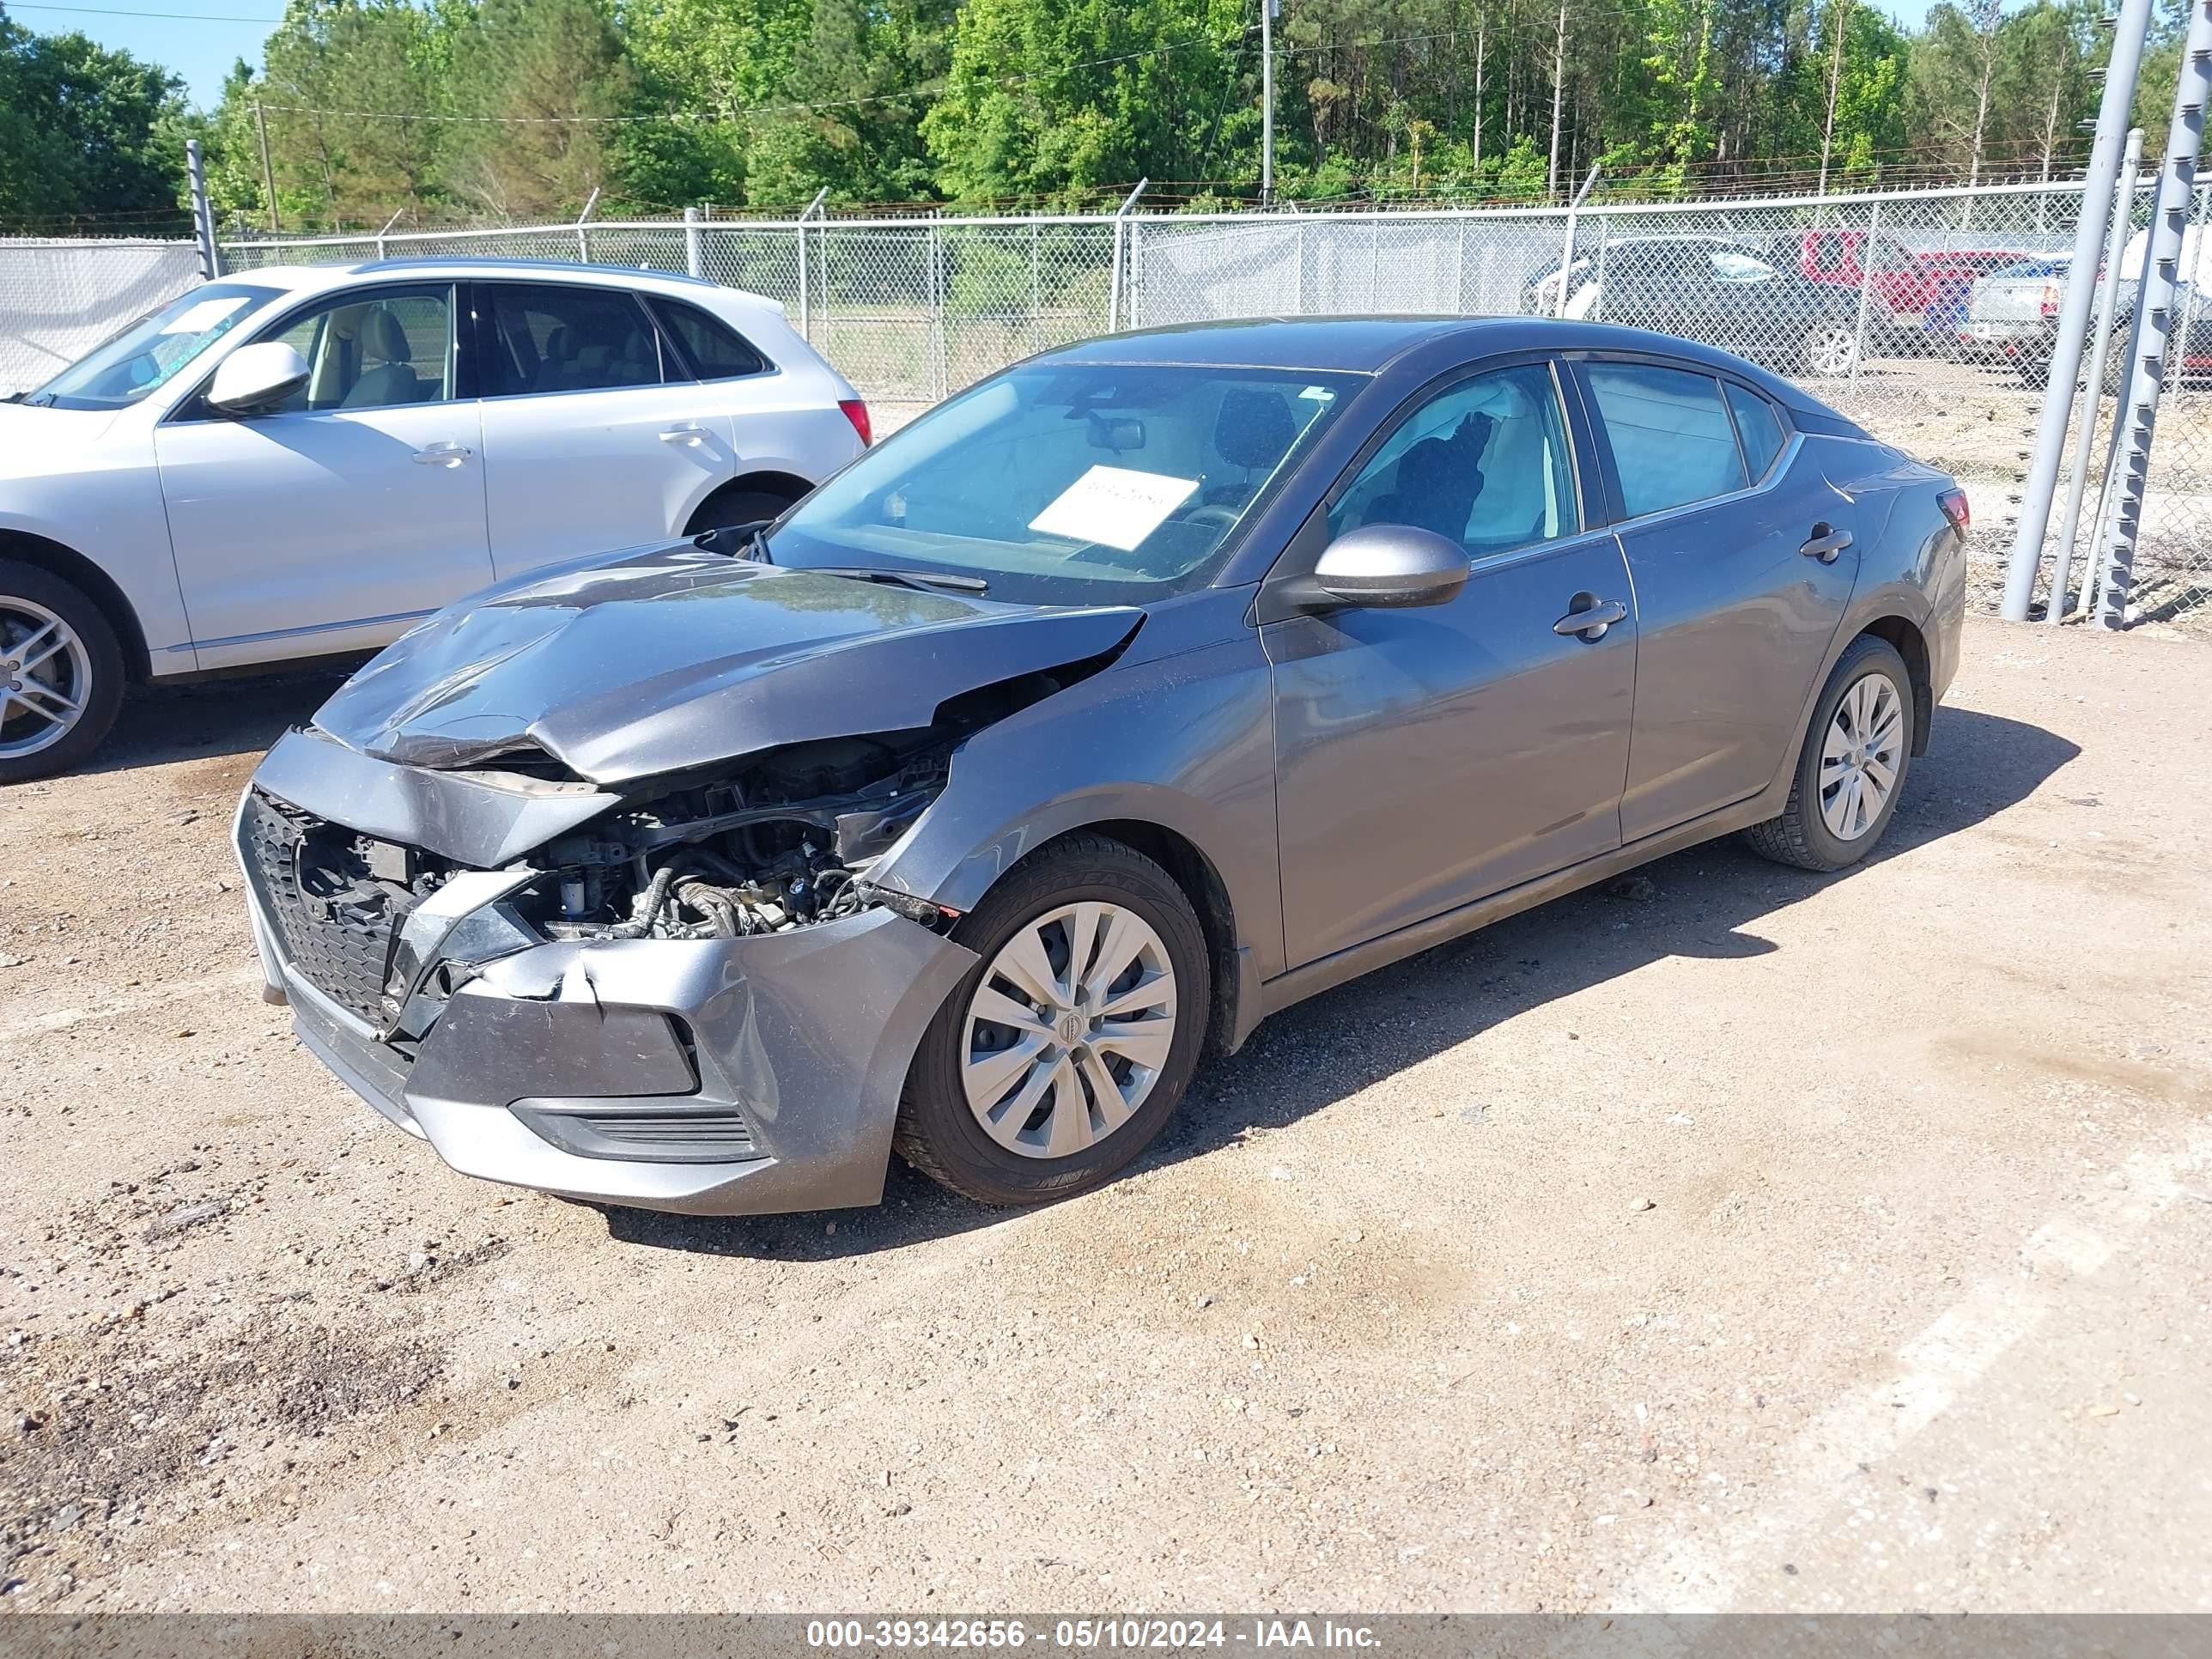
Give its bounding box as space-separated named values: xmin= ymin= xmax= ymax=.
xmin=236 ymin=317 xmax=1968 ymax=1215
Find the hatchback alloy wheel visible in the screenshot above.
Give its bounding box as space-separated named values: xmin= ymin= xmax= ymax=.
xmin=1805 ymin=325 xmax=1860 ymax=377
xmin=0 ymin=596 xmax=92 ymax=763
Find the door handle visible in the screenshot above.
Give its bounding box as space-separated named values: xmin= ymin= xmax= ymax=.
xmin=1553 ymin=598 xmax=1628 ymax=641
xmin=1801 ymin=524 xmax=1854 ymax=562
xmin=411 ymin=441 xmax=471 ymax=467
xmin=659 ymin=422 xmax=707 ymax=445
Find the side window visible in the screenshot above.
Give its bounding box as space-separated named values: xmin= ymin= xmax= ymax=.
xmin=1329 ymin=363 xmax=1577 ymax=557
xmin=1586 ymin=362 xmax=1747 ymax=518
xmin=254 ymin=285 xmax=454 ymax=413
xmin=1724 ymin=381 xmax=1785 ymax=482
xmin=650 ymin=298 xmax=769 ymax=380
xmin=483 ymin=283 xmax=663 ymax=398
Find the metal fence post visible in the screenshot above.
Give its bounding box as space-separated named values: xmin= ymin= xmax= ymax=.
xmin=1030 ymin=217 xmax=1042 ymax=355
xmin=1850 ymin=200 xmax=1881 ymax=386
xmin=2096 ymin=0 xmax=2212 ymax=628
xmin=185 ymin=140 xmax=220 ymax=279
xmin=929 ymin=217 xmax=946 ymax=402
xmin=1108 ymin=179 xmax=1147 ymax=333
xmin=574 ymin=187 xmax=599 ymax=264
xmin=798 ymin=187 xmax=827 ymax=342
xmin=684 ymin=205 xmax=702 ymax=278
xmin=1999 ymin=0 xmax=2156 ymax=618
xmin=1553 ymin=166 xmax=1601 ymax=318
xmin=2051 ymin=128 xmax=2145 ymax=621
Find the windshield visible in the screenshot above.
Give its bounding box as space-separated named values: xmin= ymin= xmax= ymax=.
xmin=25 ymin=283 xmax=281 ymax=410
xmin=763 ymin=363 xmax=1362 ymax=605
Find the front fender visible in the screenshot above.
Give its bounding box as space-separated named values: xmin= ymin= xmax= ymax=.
xmin=870 ymin=628 xmax=1287 ymax=983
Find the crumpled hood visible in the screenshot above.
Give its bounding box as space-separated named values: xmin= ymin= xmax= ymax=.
xmin=312 ymin=544 xmax=1143 ymax=786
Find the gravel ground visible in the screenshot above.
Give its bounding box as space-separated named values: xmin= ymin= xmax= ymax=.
xmin=1 ymin=617 xmax=2209 ymax=1615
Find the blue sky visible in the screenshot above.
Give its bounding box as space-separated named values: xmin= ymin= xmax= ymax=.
xmin=16 ymin=0 xmax=1957 ymax=115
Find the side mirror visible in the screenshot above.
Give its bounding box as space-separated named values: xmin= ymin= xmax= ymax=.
xmin=206 ymin=341 xmax=310 ymax=417
xmin=1306 ymin=524 xmax=1468 ymax=610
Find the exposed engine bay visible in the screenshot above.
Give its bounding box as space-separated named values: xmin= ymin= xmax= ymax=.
xmin=488 ymin=668 xmax=1092 ymax=943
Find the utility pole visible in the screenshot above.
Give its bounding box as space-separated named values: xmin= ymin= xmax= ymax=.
xmin=1818 ymin=0 xmax=1851 ymax=199
xmin=1998 ymin=0 xmax=2156 ymax=619
xmin=1261 ymin=0 xmax=1276 ymax=203
xmin=1547 ymin=0 xmax=1569 ymax=198
xmin=254 ymin=100 xmax=280 ymax=232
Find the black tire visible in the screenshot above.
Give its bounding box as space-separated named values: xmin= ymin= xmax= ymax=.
xmin=684 ymin=485 xmax=799 ymax=537
xmin=1742 ymin=635 xmax=1915 ymax=873
xmin=894 ymin=835 xmax=1211 ymax=1206
xmin=0 ymin=559 xmax=125 ymax=786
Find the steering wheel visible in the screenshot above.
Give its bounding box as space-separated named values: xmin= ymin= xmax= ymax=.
xmin=1176 ymin=503 xmax=1242 ymax=532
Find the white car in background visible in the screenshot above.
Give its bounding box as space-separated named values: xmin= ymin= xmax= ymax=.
xmin=0 ymin=258 xmax=870 ymax=781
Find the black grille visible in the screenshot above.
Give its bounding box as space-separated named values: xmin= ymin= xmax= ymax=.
xmin=512 ymin=1107 xmax=756 ymax=1164
xmin=240 ymin=792 xmax=404 ymax=1025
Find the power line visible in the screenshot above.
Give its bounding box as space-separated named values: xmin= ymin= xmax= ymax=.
xmin=7 ymin=3 xmax=281 ymax=21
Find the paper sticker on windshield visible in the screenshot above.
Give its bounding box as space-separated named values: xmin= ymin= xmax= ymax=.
xmin=1299 ymin=385 xmax=1335 ymax=402
xmin=159 ymin=297 xmax=249 ymax=336
xmin=1029 ymin=465 xmax=1198 ymax=551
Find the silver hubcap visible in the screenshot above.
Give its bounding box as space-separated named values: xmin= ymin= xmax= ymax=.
xmin=1820 ymin=672 xmax=1905 ymax=842
xmin=0 ymin=599 xmax=90 ymax=762
xmin=962 ymin=900 xmax=1177 ymax=1160
xmin=1809 ymin=329 xmax=1857 ymax=374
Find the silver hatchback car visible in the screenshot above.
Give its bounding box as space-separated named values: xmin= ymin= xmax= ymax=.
xmin=238 ymin=317 xmax=1967 ymax=1218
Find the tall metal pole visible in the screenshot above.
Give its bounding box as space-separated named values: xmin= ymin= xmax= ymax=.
xmin=1998 ymin=0 xmax=2155 ymax=619
xmin=1849 ymin=199 xmax=1882 ymax=385
xmin=2051 ymin=126 xmax=2144 ymax=621
xmin=185 ymin=138 xmax=220 ymax=279
xmin=1261 ymin=0 xmax=1276 ymax=204
xmin=2095 ymin=0 xmax=2212 ymax=628
xmin=254 ymin=101 xmax=280 ymax=232
xmin=684 ymin=204 xmax=703 ymax=278
xmin=797 ymin=186 xmax=827 ymax=343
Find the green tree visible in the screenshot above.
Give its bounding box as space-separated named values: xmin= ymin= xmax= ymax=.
xmin=441 ymin=0 xmax=629 ymax=218
xmin=0 ymin=7 xmax=189 ymax=232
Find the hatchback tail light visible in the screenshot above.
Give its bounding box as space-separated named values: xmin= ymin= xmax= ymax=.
xmin=1938 ymin=488 xmax=1972 ymax=535
xmin=839 ymin=398 xmax=872 ymax=447
xmin=2040 ymin=282 xmax=2063 ymax=317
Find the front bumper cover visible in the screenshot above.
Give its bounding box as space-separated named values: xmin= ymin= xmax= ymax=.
xmin=238 ymin=765 xmax=977 ymax=1217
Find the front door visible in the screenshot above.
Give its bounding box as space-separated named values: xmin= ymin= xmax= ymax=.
xmin=155 ymin=282 xmax=491 ymax=670
xmin=472 ymin=280 xmax=738 ymax=581
xmin=1577 ymin=359 xmax=1862 ymax=842
xmin=1267 ymin=362 xmax=1638 ymax=969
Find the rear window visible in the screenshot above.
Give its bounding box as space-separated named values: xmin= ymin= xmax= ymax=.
xmin=1724 ymin=381 xmax=1785 ymax=481
xmin=1588 ymin=362 xmax=1747 ymax=517
xmin=651 ymin=299 xmax=770 ymax=380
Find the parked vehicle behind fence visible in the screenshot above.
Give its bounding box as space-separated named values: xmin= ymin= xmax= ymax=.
xmin=236 ymin=316 xmax=1969 ymax=1218
xmin=1958 ymin=257 xmax=2072 ymax=377
xmin=0 ymin=258 xmax=870 ymax=782
xmin=1790 ymin=228 xmax=2026 ymax=352
xmin=1529 ymin=237 xmax=1869 ymax=378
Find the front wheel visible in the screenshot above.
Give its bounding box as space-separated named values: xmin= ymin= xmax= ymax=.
xmin=895 ymin=836 xmax=1211 ymax=1206
xmin=1803 ymin=322 xmax=1861 ymax=378
xmin=1742 ymin=635 xmax=1914 ymax=872
xmin=0 ymin=561 xmax=125 ymax=785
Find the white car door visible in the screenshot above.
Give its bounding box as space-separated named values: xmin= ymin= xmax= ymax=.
xmin=473 ymin=280 xmax=738 ymax=581
xmin=155 ymin=282 xmax=492 ymax=671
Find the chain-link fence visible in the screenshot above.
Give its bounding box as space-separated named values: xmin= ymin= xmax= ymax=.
xmin=0 ymin=184 xmax=2166 ymax=627
xmin=0 ymin=237 xmax=203 ymax=396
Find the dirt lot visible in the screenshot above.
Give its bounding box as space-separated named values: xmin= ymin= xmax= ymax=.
xmin=1 ymin=617 xmax=2209 ymax=1615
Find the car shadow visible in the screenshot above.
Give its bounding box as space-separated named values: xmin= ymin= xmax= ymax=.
xmin=599 ymin=705 xmax=2081 ymax=1263
xmin=85 ymin=667 xmax=355 ymax=776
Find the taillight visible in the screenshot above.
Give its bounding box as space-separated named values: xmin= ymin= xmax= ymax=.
xmin=838 ymin=398 xmax=872 ymax=447
xmin=2040 ymin=282 xmax=2062 ymax=317
xmin=1938 ymin=488 xmax=1971 ymax=535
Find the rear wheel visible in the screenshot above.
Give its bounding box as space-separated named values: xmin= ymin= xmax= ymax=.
xmin=1742 ymin=635 xmax=1914 ymax=873
xmin=895 ymin=836 xmax=1210 ymax=1206
xmin=0 ymin=561 xmax=125 ymax=785
xmin=1803 ymin=322 xmax=1860 ymax=378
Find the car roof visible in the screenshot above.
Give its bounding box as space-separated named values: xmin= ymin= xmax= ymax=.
xmin=222 ymin=257 xmax=754 ymax=301
xmin=1035 ymin=314 xmax=1802 ymax=386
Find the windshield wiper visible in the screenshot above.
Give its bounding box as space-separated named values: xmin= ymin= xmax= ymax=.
xmin=811 ymin=565 xmax=991 ymax=595
xmin=695 ymin=520 xmax=774 ymax=562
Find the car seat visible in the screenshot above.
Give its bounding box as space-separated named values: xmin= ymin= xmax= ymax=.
xmin=1205 ymin=388 xmax=1300 ymax=506
xmin=1370 ymin=411 xmax=1492 ymax=542
xmin=342 ymin=309 xmax=425 ymax=407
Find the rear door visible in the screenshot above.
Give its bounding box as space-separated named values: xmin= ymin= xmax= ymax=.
xmin=472 ymin=280 xmax=741 ymax=581
xmin=1575 ymin=357 xmax=1860 ymax=842
xmin=1267 ymin=359 xmax=1638 ymax=967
